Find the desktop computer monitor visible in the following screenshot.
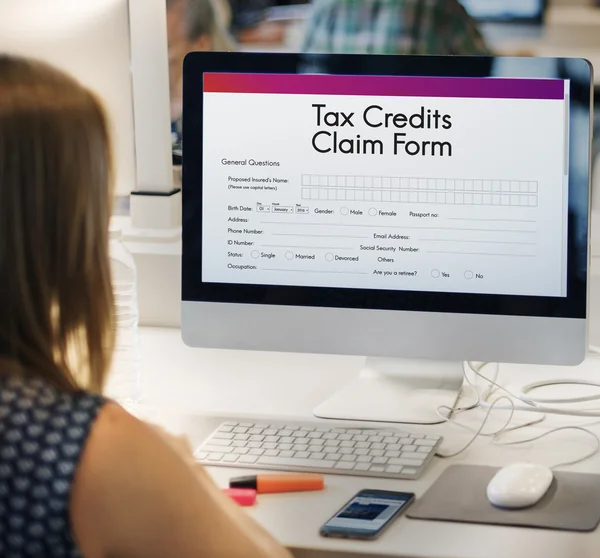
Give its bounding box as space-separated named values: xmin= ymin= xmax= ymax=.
xmin=181 ymin=52 xmax=592 ymax=425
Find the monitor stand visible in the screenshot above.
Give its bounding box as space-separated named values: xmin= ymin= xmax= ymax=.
xmin=313 ymin=358 xmax=464 ymax=425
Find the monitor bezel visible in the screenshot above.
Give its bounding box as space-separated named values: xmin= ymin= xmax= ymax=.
xmin=182 ymin=52 xmax=592 ymax=322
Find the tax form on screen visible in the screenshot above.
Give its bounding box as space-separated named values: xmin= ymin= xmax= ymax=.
xmin=201 ymin=73 xmax=570 ymax=298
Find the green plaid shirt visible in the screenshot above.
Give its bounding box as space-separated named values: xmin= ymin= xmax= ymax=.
xmin=302 ymin=0 xmax=491 ymax=56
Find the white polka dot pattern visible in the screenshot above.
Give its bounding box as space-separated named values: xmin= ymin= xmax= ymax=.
xmin=0 ymin=375 xmax=104 ymax=557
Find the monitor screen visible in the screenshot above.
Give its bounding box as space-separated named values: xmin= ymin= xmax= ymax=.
xmin=459 ymin=0 xmax=545 ymax=22
xmin=200 ymin=72 xmax=568 ymax=299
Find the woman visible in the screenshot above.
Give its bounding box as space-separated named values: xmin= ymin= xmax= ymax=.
xmin=0 ymin=55 xmax=292 ymax=558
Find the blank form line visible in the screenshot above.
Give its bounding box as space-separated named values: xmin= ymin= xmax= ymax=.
xmin=261 ymin=222 xmax=537 ymax=233
xmin=262 ymin=269 xmax=368 ymax=275
xmin=273 ymin=233 xmax=369 ymax=239
xmin=421 ymin=239 xmax=537 ymax=246
xmin=260 ymin=245 xmax=353 ymax=250
xmin=449 ymin=218 xmax=536 ymax=224
xmin=427 ymin=250 xmax=535 ymax=257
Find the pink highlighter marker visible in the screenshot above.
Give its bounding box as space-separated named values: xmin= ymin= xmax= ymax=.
xmin=222 ymin=488 xmax=257 ymax=507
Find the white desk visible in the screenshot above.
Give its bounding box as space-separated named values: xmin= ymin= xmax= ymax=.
xmin=134 ymin=326 xmax=600 ymax=558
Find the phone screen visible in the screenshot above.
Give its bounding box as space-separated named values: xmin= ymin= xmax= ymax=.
xmin=321 ymin=490 xmax=414 ymax=539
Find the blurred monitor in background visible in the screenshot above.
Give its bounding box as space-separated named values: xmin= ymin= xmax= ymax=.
xmin=167 ymin=0 xmax=235 ymax=154
xmin=302 ymin=0 xmax=491 ymax=55
xmin=458 ymin=0 xmax=546 ymax=22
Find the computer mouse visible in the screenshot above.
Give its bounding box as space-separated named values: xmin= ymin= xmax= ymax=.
xmin=486 ymin=463 xmax=554 ymax=509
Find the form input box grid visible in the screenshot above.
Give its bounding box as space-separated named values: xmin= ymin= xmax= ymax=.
xmin=301 ymin=175 xmax=538 ymax=207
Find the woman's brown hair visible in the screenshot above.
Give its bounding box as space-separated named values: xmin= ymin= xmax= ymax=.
xmin=0 ymin=55 xmax=114 ymax=393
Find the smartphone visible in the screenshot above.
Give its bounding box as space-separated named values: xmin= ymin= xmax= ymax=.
xmin=319 ymin=489 xmax=415 ymax=540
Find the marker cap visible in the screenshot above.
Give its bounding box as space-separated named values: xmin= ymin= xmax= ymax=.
xmin=222 ymin=488 xmax=257 ymax=506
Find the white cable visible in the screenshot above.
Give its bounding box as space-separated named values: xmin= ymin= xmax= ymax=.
xmin=493 ymin=426 xmax=600 ymax=469
xmin=436 ymin=362 xmax=599 ymax=468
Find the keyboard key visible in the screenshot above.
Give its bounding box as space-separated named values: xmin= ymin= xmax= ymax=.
xmin=369 ymin=449 xmax=384 ymax=457
xmin=249 ymin=435 xmax=264 ymax=442
xmin=337 ymin=434 xmax=352 ymax=441
xmin=195 ymin=451 xmax=208 ymax=460
xmin=213 ymin=433 xmax=234 ymax=440
xmin=401 ymin=452 xmax=425 ymax=461
xmin=308 ymin=439 xmax=325 ymax=446
xmin=239 ymin=422 xmax=253 ymax=427
xmin=264 ymin=435 xmax=279 ymax=443
xmin=295 ymin=451 xmax=310 ymax=459
xmin=326 ymin=453 xmax=341 ymax=461
xmin=372 ymin=457 xmax=388 ymax=465
xmin=399 ymin=438 xmax=413 ymax=444
xmin=415 ymin=439 xmax=438 ymax=447
xmin=263 ymin=429 xmax=278 ymax=436
xmin=207 ymin=438 xmax=231 ymax=447
xmin=278 ymin=443 xmax=293 ymax=451
xmin=238 ymin=455 xmax=258 ymax=464
xmin=347 ymin=429 xmax=362 ymax=435
xmin=355 ymin=442 xmax=370 ymax=449
xmin=248 ymin=442 xmax=262 ymax=449
xmin=279 ymin=451 xmax=295 ymax=458
xmin=388 ymin=458 xmax=423 ymax=467
xmin=234 ymin=434 xmax=250 ymax=441
xmin=384 ymin=437 xmax=399 ymax=444
xmin=233 ymin=427 xmax=248 ymax=434
xmin=340 ymin=441 xmax=355 ymax=448
xmin=355 ymin=463 xmax=370 ymax=471
xmin=232 ymin=441 xmax=247 ymax=448
xmin=207 ymin=453 xmax=224 ymax=461
xmin=386 ymin=466 xmax=403 ymax=474
xmin=248 ymin=427 xmax=263 ymax=434
xmin=307 ymin=432 xmax=322 ymax=439
xmin=368 ymin=436 xmax=383 ymax=443
xmin=222 ymin=422 xmax=238 ymax=427
xmin=335 ymin=462 xmax=355 ymax=470
xmin=354 ymin=448 xmax=369 ymax=456
xmin=258 ymin=456 xmax=336 ymax=469
xmin=352 ymin=435 xmax=368 ymax=442
xmin=370 ymin=466 xmax=386 ymax=472
xmin=356 ymin=456 xmax=372 ymax=463
xmin=385 ymin=450 xmax=401 ymax=458
xmin=418 ymin=447 xmax=430 ymax=453
xmin=387 ymin=444 xmax=402 ymax=451
xmin=264 ymin=449 xmax=279 ymax=457
xmin=310 ymin=452 xmax=326 ymax=460
xmin=315 ymin=427 xmax=331 ymax=433
xmin=292 ymin=431 xmax=308 ymax=438
xmin=338 ymin=448 xmax=353 ymax=455
xmin=300 ymin=426 xmax=315 ymax=431
xmin=341 ymin=454 xmax=356 ymax=462
xmin=249 ymin=449 xmax=264 ymax=456
xmin=403 ymin=445 xmax=418 ymax=453
xmin=233 ymin=447 xmax=249 ymax=455
xmin=322 ymin=433 xmax=338 ymax=440
xmin=223 ymin=454 xmax=239 ymax=463
xmin=294 ymin=444 xmax=309 ymax=452
xmin=324 ymin=440 xmax=340 ymax=447
xmin=371 ymin=443 xmax=385 ymax=450
xmin=279 ymin=430 xmax=293 ymax=437
xmin=263 ymin=442 xmax=277 ymax=450
xmin=200 ymin=446 xmax=233 ymax=454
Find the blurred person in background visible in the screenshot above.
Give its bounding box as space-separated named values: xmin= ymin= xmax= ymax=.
xmin=228 ymin=0 xmax=287 ymax=44
xmin=167 ymin=0 xmax=235 ymax=152
xmin=302 ymin=0 xmax=491 ymax=56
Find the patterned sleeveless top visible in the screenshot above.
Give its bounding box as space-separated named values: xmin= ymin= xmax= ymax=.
xmin=0 ymin=374 xmax=105 ymax=557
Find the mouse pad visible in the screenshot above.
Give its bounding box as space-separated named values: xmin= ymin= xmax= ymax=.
xmin=407 ymin=465 xmax=600 ymax=532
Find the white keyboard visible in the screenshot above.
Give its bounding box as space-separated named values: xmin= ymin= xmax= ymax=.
xmin=194 ymin=420 xmax=442 ymax=480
